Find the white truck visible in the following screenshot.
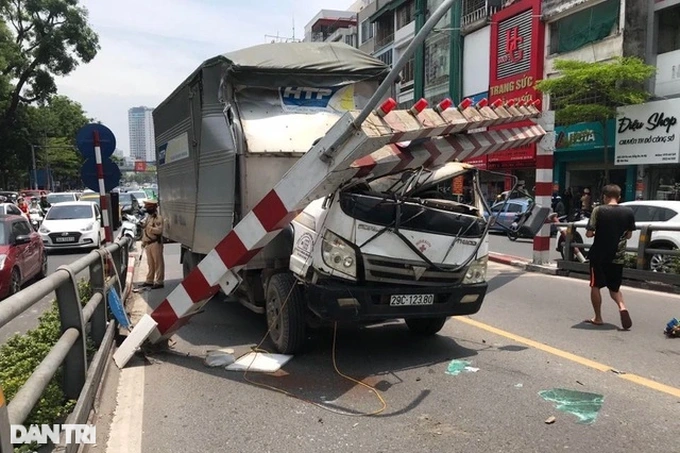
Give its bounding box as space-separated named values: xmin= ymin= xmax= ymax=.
xmin=152 ymin=41 xmax=538 ymax=353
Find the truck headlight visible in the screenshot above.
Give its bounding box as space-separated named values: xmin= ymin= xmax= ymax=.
xmin=463 ymin=255 xmax=488 ymax=285
xmin=321 ymin=230 xmax=357 ymax=278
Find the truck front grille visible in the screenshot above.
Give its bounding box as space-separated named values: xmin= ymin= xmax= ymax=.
xmin=363 ymin=255 xmax=465 ymax=286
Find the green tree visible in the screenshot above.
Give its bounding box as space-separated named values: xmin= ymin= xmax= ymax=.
xmin=0 ymin=0 xmax=99 ymax=128
xmin=535 ymin=57 xmax=656 ymax=182
xmin=27 ymin=95 xmax=89 ymax=189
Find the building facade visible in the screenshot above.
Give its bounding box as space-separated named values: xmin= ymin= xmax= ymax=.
xmin=304 ymin=9 xmax=358 ymax=45
xmin=128 ymin=107 xmax=155 ymax=163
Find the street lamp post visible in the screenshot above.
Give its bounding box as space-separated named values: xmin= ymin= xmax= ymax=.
xmin=30 ymin=144 xmax=38 ymax=190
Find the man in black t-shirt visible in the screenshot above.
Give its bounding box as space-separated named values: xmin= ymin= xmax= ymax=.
xmin=585 ymin=184 xmax=636 ymax=330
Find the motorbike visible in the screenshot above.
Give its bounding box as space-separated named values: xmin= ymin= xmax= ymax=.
xmin=551 ymin=213 xmax=587 ymax=262
xmin=28 ymin=207 xmax=44 ymax=231
xmin=118 ymin=205 xmax=143 ymax=247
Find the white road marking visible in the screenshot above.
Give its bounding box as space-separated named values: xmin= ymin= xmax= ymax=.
xmin=106 ymin=363 xmax=145 ymax=453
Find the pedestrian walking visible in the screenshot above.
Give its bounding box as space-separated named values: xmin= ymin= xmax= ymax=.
xmin=584 ymin=184 xmax=635 ymax=330
xmin=141 ymin=199 xmax=165 ymax=289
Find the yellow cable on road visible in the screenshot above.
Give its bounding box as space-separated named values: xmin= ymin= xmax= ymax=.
xmin=455 ymin=317 xmax=680 ymax=399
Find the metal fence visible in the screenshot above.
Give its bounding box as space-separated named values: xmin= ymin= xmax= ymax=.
xmin=558 ymin=223 xmax=680 ymax=286
xmin=0 ymin=238 xmax=131 ymax=453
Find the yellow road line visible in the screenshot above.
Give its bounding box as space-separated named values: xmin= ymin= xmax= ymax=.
xmin=455 ymin=317 xmax=680 ymax=399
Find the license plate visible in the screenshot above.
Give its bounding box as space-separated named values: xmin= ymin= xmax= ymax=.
xmin=55 ymin=237 xmax=75 ymax=243
xmin=390 ymin=294 xmax=434 ymax=306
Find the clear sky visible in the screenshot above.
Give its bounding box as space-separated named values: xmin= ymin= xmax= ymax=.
xmin=55 ymin=0 xmax=357 ymax=156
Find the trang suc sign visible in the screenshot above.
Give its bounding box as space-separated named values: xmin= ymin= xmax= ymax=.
xmin=615 ymin=98 xmax=680 ymax=165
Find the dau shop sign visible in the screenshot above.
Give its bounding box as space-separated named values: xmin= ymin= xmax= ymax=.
xmin=615 ymin=98 xmax=680 ymax=165
xmin=555 ymin=120 xmax=616 ymax=152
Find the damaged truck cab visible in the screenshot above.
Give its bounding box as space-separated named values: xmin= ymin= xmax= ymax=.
xmin=287 ymin=164 xmax=490 ymax=335
xmin=154 ymin=42 xmax=493 ymax=354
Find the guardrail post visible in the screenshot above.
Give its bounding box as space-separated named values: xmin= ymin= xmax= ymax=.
xmin=565 ymin=223 xmax=574 ymax=261
xmin=89 ymin=250 xmax=107 ymax=347
xmin=0 ymin=386 xmax=12 ymax=453
xmin=111 ymin=239 xmax=128 ymax=292
xmin=636 ymin=225 xmax=651 ymax=270
xmin=54 ymin=267 xmax=87 ymax=400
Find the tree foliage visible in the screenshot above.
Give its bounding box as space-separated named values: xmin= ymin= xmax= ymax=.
xmin=0 ymin=0 xmax=99 ymax=127
xmin=535 ymin=57 xmax=656 ymax=125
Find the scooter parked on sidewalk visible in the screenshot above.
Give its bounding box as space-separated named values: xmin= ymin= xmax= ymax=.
xmin=118 ymin=205 xmax=143 ymax=248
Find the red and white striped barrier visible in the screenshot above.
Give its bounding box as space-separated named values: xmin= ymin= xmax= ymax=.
xmin=532 ymin=110 xmax=556 ymax=264
xmin=93 ymin=131 xmax=113 ymax=244
xmin=114 ymin=99 xmax=545 ymax=347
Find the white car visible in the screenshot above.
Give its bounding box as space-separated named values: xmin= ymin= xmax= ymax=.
xmin=46 ymin=192 xmax=79 ymax=205
xmin=39 ymin=202 xmax=104 ymax=250
xmin=570 ymin=200 xmax=680 ymax=272
xmin=0 ymin=203 xmax=27 ymax=219
xmin=125 ymin=190 xmax=148 ymax=205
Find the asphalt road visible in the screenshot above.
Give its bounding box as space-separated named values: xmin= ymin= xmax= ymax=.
xmin=0 ymin=249 xmax=91 ymax=343
xmin=96 ymin=248 xmax=680 ymax=453
xmin=488 ymin=232 xmax=562 ymax=262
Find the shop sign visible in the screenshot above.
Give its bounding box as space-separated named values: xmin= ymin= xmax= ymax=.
xmin=615 ymin=98 xmax=680 ymax=165
xmin=488 ymin=0 xmax=544 ymax=164
xmin=554 ymin=120 xmax=615 ymax=152
xmin=464 ymin=155 xmax=488 ymax=169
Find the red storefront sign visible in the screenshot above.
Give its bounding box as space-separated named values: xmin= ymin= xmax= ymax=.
xmin=463 ymin=155 xmax=488 ymax=169
xmin=488 ymin=0 xmax=545 ymax=167
xmin=134 ymin=161 xmax=147 ymax=172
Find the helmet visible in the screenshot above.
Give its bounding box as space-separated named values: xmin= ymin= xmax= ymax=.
xmin=584 ymin=188 xmax=590 ymax=194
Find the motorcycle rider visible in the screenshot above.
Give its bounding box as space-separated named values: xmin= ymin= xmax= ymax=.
xmin=17 ymin=196 xmax=29 ymax=214
xmin=29 ymin=197 xmax=44 ymax=215
xmin=39 ymin=191 xmax=51 ymax=210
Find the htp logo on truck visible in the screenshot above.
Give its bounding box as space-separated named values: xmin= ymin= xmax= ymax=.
xmin=279 ymin=86 xmax=338 ymax=109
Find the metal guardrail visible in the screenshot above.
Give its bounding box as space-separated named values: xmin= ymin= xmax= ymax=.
xmin=557 ymin=222 xmax=680 ymax=286
xmin=0 ymin=237 xmax=131 ymax=453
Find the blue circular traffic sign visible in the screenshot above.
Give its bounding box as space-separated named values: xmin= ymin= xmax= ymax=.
xmin=80 ymin=158 xmax=121 ymax=192
xmin=76 ymin=123 xmax=117 ymax=160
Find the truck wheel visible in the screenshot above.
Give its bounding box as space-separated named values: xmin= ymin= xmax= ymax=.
xmin=405 ymin=317 xmax=447 ymax=336
xmin=266 ymin=273 xmax=306 ymax=354
xmin=182 ymin=249 xmax=199 ymax=279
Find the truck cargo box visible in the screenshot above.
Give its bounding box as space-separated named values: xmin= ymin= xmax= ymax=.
xmin=154 ymin=42 xmax=389 ymax=256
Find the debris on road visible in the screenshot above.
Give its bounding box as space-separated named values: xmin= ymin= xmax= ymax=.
xmin=515 ymin=383 xmax=524 ymax=388
xmin=539 ymin=388 xmax=604 ymax=425
xmin=445 ymin=359 xmax=479 ymax=376
xmin=610 ymin=368 xmax=626 ymax=375
xmin=664 ymin=318 xmax=680 ymax=337
xmin=545 ymin=416 xmax=556 ymax=424
xmin=204 ymin=348 xmax=236 ymax=367
xmin=576 ymin=380 xmax=584 ymax=386
xmin=225 ymin=352 xmax=293 ymax=372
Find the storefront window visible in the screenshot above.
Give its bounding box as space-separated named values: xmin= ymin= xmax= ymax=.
xmin=650 ymin=165 xmax=680 ymax=200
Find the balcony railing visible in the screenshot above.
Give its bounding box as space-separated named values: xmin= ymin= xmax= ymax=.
xmin=461 ymin=2 xmax=499 ymax=30
xmin=374 ymin=33 xmax=395 ymax=50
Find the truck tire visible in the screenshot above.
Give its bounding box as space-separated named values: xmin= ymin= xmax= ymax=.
xmin=265 ymin=273 xmax=306 ymax=354
xmin=182 ymin=249 xmax=201 ymax=279
xmin=405 ymin=317 xmax=447 ymax=336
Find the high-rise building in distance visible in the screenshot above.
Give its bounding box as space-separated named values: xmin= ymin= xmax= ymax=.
xmin=128 ymin=106 xmax=155 ymax=162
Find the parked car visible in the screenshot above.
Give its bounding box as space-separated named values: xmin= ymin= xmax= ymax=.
xmin=486 ymin=198 xmax=533 ymax=232
xmin=0 ymin=214 xmax=47 ymax=299
xmin=39 ymin=202 xmax=104 ymax=251
xmin=125 ymin=190 xmax=148 ymax=205
xmin=46 ymin=192 xmax=79 ymax=205
xmin=568 ymin=200 xmax=680 ymax=272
